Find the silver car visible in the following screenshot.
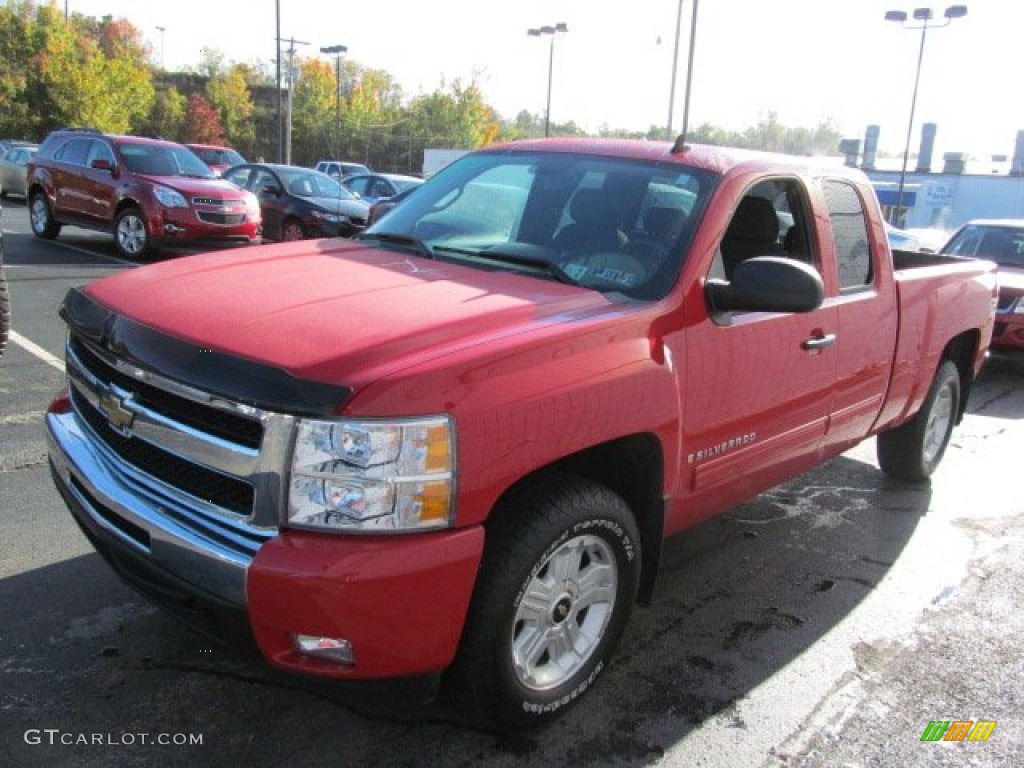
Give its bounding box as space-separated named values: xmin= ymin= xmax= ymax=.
xmin=0 ymin=144 xmax=38 ymax=199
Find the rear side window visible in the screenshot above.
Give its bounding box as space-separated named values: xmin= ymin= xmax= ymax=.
xmin=822 ymin=179 xmax=873 ymax=290
xmin=54 ymin=138 xmax=91 ymax=166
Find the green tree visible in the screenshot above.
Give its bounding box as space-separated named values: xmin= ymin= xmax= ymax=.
xmin=142 ymin=84 xmax=187 ymax=141
xmin=0 ymin=3 xmax=34 ymax=137
xmin=26 ymin=4 xmax=153 ymax=134
xmin=206 ymin=63 xmax=255 ymax=151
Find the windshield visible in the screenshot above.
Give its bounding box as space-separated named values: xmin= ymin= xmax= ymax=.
xmin=277 ymin=169 xmax=357 ymax=200
xmin=120 ymin=143 xmax=216 ymax=179
xmin=943 ymin=224 xmax=1024 ymax=269
xmin=365 ymin=150 xmax=715 ymax=300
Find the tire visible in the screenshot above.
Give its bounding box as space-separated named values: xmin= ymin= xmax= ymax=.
xmin=29 ymin=191 xmax=61 ymax=240
xmin=877 ymin=359 xmax=960 ymax=482
xmin=444 ymin=472 xmax=641 ymax=730
xmin=0 ymin=266 xmax=10 ymax=357
xmin=281 ymin=218 xmax=305 ymax=241
xmin=114 ymin=207 xmax=152 ymax=259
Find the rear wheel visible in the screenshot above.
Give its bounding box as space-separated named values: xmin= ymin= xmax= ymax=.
xmin=444 ymin=473 xmax=641 ymax=730
xmin=282 ymin=218 xmax=305 ymax=241
xmin=115 ymin=207 xmax=152 ymax=259
xmin=29 ymin=191 xmax=61 ymax=240
xmin=877 ymin=360 xmax=960 ymax=482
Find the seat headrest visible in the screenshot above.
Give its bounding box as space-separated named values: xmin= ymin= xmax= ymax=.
xmin=643 ymin=206 xmax=685 ymax=238
xmin=726 ymin=196 xmax=779 ymax=243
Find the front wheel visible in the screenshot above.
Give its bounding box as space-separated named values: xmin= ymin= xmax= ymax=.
xmin=0 ymin=266 xmax=10 ymax=357
xmin=877 ymin=359 xmax=961 ymax=482
xmin=115 ymin=207 xmax=152 ymax=259
xmin=29 ymin=191 xmax=61 ymax=240
xmin=444 ymin=473 xmax=641 ymax=730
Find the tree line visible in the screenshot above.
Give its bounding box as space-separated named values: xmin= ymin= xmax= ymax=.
xmin=0 ymin=2 xmax=842 ymax=173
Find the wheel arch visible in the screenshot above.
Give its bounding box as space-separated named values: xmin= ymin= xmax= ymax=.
xmin=484 ymin=432 xmax=666 ymax=606
xmin=941 ymin=329 xmax=980 ymax=424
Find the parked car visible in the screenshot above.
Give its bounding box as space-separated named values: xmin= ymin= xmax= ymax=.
xmin=0 ymin=203 xmax=8 ymax=356
xmin=366 ymin=185 xmax=417 ymax=225
xmin=314 ymin=159 xmax=371 ymax=180
xmin=185 ymin=143 xmax=246 ymax=176
xmin=340 ymin=172 xmax=423 ymax=204
xmin=0 ymin=139 xmax=35 ymax=157
xmin=27 ymin=129 xmax=262 ymax=259
xmin=941 ymin=219 xmax=1024 ymax=351
xmin=223 ymin=163 xmax=370 ymax=240
xmin=884 ymin=221 xmax=923 ymax=252
xmin=0 ymin=143 xmax=37 ymax=198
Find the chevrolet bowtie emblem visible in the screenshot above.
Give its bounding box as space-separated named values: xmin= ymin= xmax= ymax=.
xmin=98 ymin=388 xmax=135 ymax=435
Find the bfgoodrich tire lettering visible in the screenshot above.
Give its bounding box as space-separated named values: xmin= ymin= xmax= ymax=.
xmin=444 ymin=472 xmax=640 ymax=729
xmin=877 ymin=359 xmax=960 ymax=482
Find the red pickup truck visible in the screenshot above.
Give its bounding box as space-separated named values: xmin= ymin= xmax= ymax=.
xmin=45 ymin=139 xmax=997 ymax=728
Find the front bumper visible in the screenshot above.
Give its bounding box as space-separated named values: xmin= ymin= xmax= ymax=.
xmin=47 ymin=408 xmax=484 ymax=678
xmin=991 ymin=313 xmax=1024 ymax=351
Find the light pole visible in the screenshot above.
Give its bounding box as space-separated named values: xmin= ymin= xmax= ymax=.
xmin=527 ymin=22 xmax=568 ymax=138
xmin=320 ymin=44 xmax=347 ymax=161
xmin=884 ymin=5 xmax=967 ymax=226
xmin=155 ymin=26 xmax=165 ymax=70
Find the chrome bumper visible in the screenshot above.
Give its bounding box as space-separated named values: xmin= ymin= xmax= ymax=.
xmin=46 ymin=409 xmax=269 ymax=610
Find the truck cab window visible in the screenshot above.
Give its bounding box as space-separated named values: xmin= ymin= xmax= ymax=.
xmin=822 ymin=179 xmax=873 ymax=290
xmin=710 ymin=178 xmax=818 ymax=284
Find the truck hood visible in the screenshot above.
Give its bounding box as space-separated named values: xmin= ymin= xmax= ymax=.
xmin=83 ymin=239 xmax=619 ymax=389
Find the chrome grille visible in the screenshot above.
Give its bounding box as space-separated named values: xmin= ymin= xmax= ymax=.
xmin=65 ymin=334 xmax=291 ymax=545
xmin=196 ymin=212 xmax=247 ymax=226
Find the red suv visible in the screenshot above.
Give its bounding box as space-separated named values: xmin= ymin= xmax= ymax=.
xmin=27 ymin=129 xmax=262 ymax=258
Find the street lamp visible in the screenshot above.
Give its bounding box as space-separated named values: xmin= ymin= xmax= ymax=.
xmin=527 ymin=22 xmax=568 ymax=138
xmin=884 ymin=5 xmax=967 ymax=226
xmin=320 ymin=44 xmax=347 ymax=161
xmin=155 ymin=26 xmax=165 ymax=70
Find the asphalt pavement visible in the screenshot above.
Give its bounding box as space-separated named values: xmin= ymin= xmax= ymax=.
xmin=1 ymin=201 xmax=1021 ymax=767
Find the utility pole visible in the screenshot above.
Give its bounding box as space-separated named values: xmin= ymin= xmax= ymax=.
xmin=277 ymin=36 xmax=310 ymax=165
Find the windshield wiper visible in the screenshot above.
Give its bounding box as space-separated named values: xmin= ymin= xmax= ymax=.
xmin=357 ymin=231 xmax=435 ymax=259
xmin=452 ymin=246 xmax=577 ymax=286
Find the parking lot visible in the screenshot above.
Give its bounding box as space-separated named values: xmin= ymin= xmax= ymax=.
xmin=2 ymin=199 xmax=1022 ymax=767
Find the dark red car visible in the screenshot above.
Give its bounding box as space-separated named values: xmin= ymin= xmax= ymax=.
xmin=941 ymin=219 xmax=1024 ymax=351
xmin=28 ymin=129 xmax=262 ymax=258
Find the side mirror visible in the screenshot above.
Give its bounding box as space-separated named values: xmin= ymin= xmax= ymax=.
xmin=90 ymin=158 xmax=115 ymax=174
xmin=259 ymin=184 xmax=282 ymax=197
xmin=706 ymin=256 xmax=824 ymax=317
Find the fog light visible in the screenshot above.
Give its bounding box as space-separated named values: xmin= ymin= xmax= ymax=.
xmin=293 ymin=634 xmax=355 ymax=666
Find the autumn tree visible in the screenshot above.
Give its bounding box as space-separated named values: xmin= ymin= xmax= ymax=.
xmin=205 ymin=62 xmax=256 ymax=152
xmin=26 ymin=5 xmax=153 ymax=134
xmin=184 ymin=92 xmax=225 ymax=144
xmin=142 ymin=84 xmax=188 ymax=141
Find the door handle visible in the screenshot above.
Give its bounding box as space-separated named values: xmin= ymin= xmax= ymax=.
xmin=802 ymin=333 xmax=837 ymax=351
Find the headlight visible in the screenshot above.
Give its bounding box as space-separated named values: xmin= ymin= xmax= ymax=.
xmin=152 ymin=185 xmax=188 ymax=208
xmin=243 ymin=191 xmax=261 ymax=217
xmin=288 ymin=416 xmax=455 ymax=533
xmin=310 ymin=210 xmax=344 ymax=223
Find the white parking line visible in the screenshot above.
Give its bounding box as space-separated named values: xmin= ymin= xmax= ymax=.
xmin=10 ymin=330 xmax=64 ymax=372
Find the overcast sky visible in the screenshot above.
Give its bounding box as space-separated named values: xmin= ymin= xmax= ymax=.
xmin=60 ymin=0 xmax=1020 ymax=159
